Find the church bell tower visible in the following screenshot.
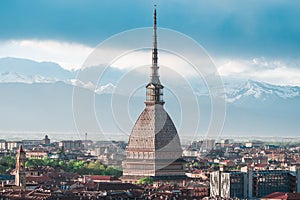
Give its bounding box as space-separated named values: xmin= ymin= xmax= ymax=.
xmin=15 ymin=145 xmax=26 ymax=188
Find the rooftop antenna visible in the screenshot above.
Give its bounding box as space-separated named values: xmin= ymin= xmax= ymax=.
xmin=85 ymin=132 xmax=87 ymax=149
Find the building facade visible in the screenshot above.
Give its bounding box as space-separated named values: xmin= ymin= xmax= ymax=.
xmin=6 ymin=141 xmax=22 ymax=151
xmin=26 ymin=149 xmax=49 ymax=159
xmin=59 ymin=140 xmax=83 ymax=151
xmin=210 ymin=171 xmax=247 ymax=199
xmin=210 ymin=167 xmax=300 ymax=199
xmin=253 ymin=170 xmax=290 ymax=197
xmin=41 ymin=135 xmax=50 ymax=145
xmin=0 ymin=139 xmax=7 ymax=150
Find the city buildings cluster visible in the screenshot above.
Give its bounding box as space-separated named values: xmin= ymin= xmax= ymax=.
xmin=0 ymin=134 xmax=299 ymax=199
xmin=182 ymin=138 xmax=300 ymax=199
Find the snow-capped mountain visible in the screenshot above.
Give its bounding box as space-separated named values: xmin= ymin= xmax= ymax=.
xmin=0 ymin=57 xmax=117 ymax=93
xmin=0 ymin=57 xmax=75 ymax=82
xmin=2 ymin=57 xmax=300 ymax=103
xmin=226 ymin=80 xmax=300 ymax=102
xmin=0 ymin=57 xmax=299 ymax=136
xmin=0 ymin=72 xmax=59 ymax=83
xmin=94 ymin=83 xmax=116 ymax=94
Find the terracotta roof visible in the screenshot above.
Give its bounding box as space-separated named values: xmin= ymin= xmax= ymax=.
xmin=262 ymin=192 xmax=287 ymax=199
xmin=192 ymin=170 xmax=202 ymax=173
xmin=97 ymin=182 xmax=143 ymax=191
xmin=262 ymin=192 xmax=300 ymax=200
xmin=255 ymin=164 xmax=268 ymax=168
xmin=85 ymin=175 xmax=120 ymax=181
xmin=26 ymin=176 xmax=52 ymax=183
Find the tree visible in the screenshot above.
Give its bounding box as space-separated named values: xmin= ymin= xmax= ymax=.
xmin=137 ymin=177 xmax=153 ymax=185
xmin=18 ymin=157 xmax=124 ymax=178
xmin=0 ymin=156 xmax=15 ymax=174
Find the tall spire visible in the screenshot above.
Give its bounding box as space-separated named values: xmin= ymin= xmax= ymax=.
xmin=151 ymin=5 xmax=160 ymax=84
xmin=146 ymin=5 xmax=164 ymax=105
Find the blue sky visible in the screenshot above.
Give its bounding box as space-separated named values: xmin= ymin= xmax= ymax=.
xmin=1 ymin=0 xmax=300 ymax=85
xmin=1 ymin=0 xmax=300 ymax=56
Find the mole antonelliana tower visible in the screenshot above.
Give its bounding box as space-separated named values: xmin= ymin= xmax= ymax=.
xmin=122 ymin=7 xmax=185 ymax=183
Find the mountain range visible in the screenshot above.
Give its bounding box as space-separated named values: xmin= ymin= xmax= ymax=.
xmin=0 ymin=57 xmax=299 ymax=140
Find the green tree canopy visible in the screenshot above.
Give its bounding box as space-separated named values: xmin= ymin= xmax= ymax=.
xmin=137 ymin=177 xmax=153 ymax=185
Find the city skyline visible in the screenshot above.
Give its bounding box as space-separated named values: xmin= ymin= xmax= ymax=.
xmin=0 ymin=2 xmax=299 ymax=198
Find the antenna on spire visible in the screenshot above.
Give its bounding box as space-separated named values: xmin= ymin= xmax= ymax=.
xmin=154 ymin=5 xmax=157 ymax=29
xmin=151 ymin=5 xmax=159 ymax=84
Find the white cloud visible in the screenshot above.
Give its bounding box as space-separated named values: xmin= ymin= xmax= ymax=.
xmin=0 ymin=40 xmax=93 ymax=70
xmin=1 ymin=39 xmax=300 ymax=87
xmin=111 ymin=50 xmax=199 ymax=78
xmin=218 ymin=60 xmax=250 ymax=76
xmin=0 ymin=39 xmax=201 ymax=79
xmin=217 ymin=57 xmax=300 ymax=86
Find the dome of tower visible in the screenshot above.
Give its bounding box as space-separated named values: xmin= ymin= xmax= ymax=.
xmin=127 ymin=104 xmax=182 ymax=154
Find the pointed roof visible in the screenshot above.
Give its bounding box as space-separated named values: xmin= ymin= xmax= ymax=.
xmin=127 ymin=104 xmax=182 ymax=152
xmin=18 ymin=144 xmax=24 ymax=153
